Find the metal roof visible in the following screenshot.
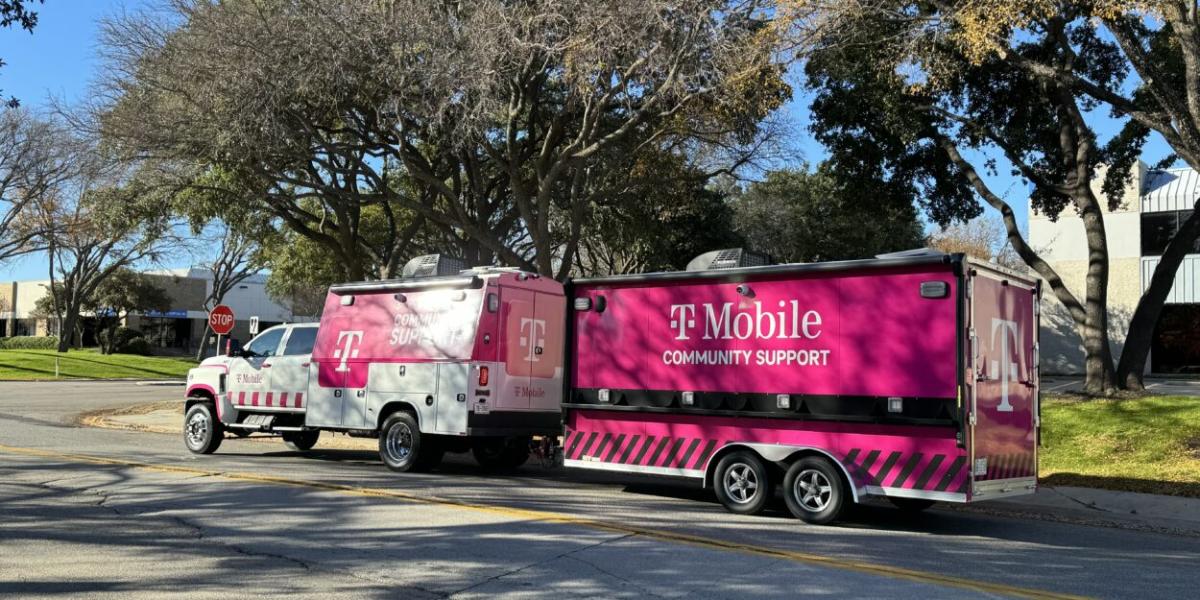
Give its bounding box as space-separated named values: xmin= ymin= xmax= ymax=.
xmin=1142 ymin=168 xmax=1200 ymax=213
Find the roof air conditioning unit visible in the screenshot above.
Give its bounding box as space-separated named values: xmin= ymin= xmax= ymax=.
xmin=685 ymin=248 xmax=772 ymax=272
xmin=401 ymin=254 xmax=467 ymax=279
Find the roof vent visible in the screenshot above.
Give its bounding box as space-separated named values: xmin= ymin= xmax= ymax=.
xmin=401 ymin=254 xmax=467 ymax=278
xmin=686 ymin=248 xmax=772 ymax=272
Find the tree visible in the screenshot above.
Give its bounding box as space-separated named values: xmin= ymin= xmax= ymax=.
xmin=928 ymin=216 xmax=1023 ymax=270
xmin=789 ymin=2 xmax=1142 ymax=394
xmin=0 ymin=108 xmax=71 ymax=265
xmin=97 ymin=0 xmax=788 ymax=281
xmin=1 ymin=0 xmax=41 ymax=107
xmin=732 ymin=165 xmax=926 ymax=263
xmin=37 ymin=168 xmax=174 ymax=353
xmin=573 ymin=150 xmax=744 ymax=276
xmin=90 ymin=268 xmax=170 ymax=354
xmin=784 ymin=2 xmax=1200 ymax=392
xmin=193 ymin=224 xmax=264 ymax=359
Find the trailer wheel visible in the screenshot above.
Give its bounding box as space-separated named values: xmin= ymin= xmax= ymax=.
xmin=783 ymin=456 xmax=845 ymax=524
xmin=282 ymin=430 xmax=320 ymax=452
xmin=379 ymin=412 xmax=429 ymax=472
xmin=472 ymin=436 xmax=530 ymax=471
xmin=183 ymin=403 xmax=222 ymax=455
xmin=713 ymin=451 xmax=772 ymax=515
xmin=889 ymin=498 xmax=936 ymax=513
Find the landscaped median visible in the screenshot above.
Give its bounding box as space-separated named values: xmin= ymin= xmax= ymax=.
xmin=0 ymin=349 xmax=196 ymax=381
xmin=1041 ymin=395 xmax=1200 ymax=498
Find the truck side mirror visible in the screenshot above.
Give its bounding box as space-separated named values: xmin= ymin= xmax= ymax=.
xmin=225 ymin=338 xmax=243 ymax=357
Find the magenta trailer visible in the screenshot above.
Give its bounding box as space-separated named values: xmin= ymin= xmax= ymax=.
xmin=563 ymin=251 xmax=1040 ymax=523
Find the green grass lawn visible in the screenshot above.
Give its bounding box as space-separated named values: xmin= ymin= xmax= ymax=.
xmin=0 ymin=349 xmax=196 ymax=381
xmin=1041 ymin=394 xmax=1200 ymax=497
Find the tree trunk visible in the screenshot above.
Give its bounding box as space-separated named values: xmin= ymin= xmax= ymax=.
xmin=1116 ymin=209 xmax=1200 ymax=390
xmin=56 ymin=311 xmax=78 ymax=353
xmin=1078 ymin=199 xmax=1118 ymax=395
xmin=195 ymin=322 xmax=212 ymax=361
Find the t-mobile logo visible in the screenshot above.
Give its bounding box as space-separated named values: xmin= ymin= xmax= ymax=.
xmin=989 ymin=319 xmax=1020 ymax=412
xmin=670 ymin=304 xmax=696 ymax=340
xmin=520 ymin=318 xmax=546 ymax=362
xmin=333 ymin=330 xmax=363 ymax=373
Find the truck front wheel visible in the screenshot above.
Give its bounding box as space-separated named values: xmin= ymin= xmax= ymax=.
xmin=379 ymin=412 xmax=438 ymax=472
xmin=783 ymin=456 xmax=846 ymax=524
xmin=184 ymin=403 xmax=223 ymax=455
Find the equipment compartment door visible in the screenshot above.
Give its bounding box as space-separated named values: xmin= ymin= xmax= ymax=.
xmin=969 ymin=268 xmax=1039 ymax=497
xmin=528 ymin=291 xmax=565 ymax=411
xmin=499 ymin=287 xmax=535 ymax=410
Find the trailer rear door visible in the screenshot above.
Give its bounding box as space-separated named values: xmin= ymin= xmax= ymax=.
xmin=968 ymin=265 xmax=1039 ymax=500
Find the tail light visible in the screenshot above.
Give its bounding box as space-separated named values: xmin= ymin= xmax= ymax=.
xmin=478 ymin=366 xmax=489 ymax=387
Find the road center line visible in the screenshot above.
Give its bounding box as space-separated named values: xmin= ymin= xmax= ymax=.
xmin=0 ymin=443 xmax=1088 ymax=600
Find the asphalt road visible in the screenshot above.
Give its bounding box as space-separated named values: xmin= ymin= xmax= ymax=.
xmin=1 ymin=382 xmax=1195 ymax=599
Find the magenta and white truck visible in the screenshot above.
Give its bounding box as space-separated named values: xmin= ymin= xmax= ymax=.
xmin=184 ymin=250 xmax=1040 ymax=523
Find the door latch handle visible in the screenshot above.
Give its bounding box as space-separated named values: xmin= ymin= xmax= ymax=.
xmin=262 ymin=363 xmax=272 ymax=368
xmin=534 ymin=346 xmax=543 ymax=355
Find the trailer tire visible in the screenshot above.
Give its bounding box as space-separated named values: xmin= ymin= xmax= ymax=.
xmin=379 ymin=412 xmax=429 ymax=472
xmin=282 ymin=430 xmax=320 ymax=452
xmin=783 ymin=456 xmax=845 ymax=524
xmin=889 ymin=498 xmax=936 ymax=513
xmin=472 ymin=436 xmax=530 ymax=471
xmin=183 ymin=403 xmax=222 ymax=455
xmin=713 ymin=451 xmax=772 ymax=515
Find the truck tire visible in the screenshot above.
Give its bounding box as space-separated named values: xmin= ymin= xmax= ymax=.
xmin=183 ymin=403 xmax=223 ymax=455
xmin=713 ymin=451 xmax=772 ymax=515
xmin=472 ymin=436 xmax=530 ymax=471
xmin=889 ymin=497 xmax=936 ymax=513
xmin=379 ymin=412 xmax=432 ymax=473
xmin=282 ymin=430 xmax=320 ymax=452
xmin=783 ymin=456 xmax=845 ymax=524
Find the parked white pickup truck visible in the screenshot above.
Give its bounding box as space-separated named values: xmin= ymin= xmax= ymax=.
xmin=183 ymin=256 xmax=565 ymax=472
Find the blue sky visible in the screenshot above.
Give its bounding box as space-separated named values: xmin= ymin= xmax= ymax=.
xmin=0 ymin=2 xmax=1176 ymax=281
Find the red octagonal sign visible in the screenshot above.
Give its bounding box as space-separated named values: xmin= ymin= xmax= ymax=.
xmin=208 ymin=305 xmax=236 ymax=335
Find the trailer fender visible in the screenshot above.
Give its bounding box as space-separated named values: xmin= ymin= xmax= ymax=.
xmin=703 ymin=443 xmax=861 ymax=504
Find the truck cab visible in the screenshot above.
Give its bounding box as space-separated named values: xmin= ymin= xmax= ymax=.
xmin=184 ymin=255 xmax=566 ymax=473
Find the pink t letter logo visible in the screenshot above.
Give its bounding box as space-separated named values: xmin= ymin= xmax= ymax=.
xmin=989 ymin=318 xmax=1019 ymax=412
xmin=333 ymin=330 xmax=363 ymax=373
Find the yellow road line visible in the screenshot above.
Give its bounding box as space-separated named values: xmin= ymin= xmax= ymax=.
xmin=0 ymin=443 xmax=1087 ymax=600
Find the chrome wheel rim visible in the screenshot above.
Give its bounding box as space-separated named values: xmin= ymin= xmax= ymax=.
xmin=722 ymin=462 xmax=760 ymax=504
xmin=794 ymin=469 xmax=833 ymax=512
xmin=385 ymin=422 xmax=414 ymax=463
xmin=185 ymin=411 xmax=209 ymax=447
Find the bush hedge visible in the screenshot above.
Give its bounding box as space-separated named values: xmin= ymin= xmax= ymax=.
xmin=121 ymin=337 xmax=154 ymax=356
xmin=98 ymin=327 xmax=151 ymax=355
xmin=0 ymin=336 xmax=59 ymax=350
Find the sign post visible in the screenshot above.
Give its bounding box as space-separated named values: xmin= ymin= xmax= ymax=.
xmin=208 ymin=305 xmax=235 ymax=358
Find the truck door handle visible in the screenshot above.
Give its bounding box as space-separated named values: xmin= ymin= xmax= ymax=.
xmin=301 ymin=362 xmax=310 ymax=367
xmin=262 ymin=363 xmax=272 ymax=368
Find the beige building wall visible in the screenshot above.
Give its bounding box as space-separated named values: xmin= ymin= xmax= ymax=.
xmin=1028 ymin=162 xmax=1145 ymax=374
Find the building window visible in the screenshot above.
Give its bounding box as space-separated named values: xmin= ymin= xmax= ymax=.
xmin=1142 ymin=210 xmax=1200 ymax=256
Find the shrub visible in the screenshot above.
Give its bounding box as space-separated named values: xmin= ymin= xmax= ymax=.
xmin=121 ymin=337 xmax=154 ymax=356
xmin=98 ymin=327 xmax=145 ymax=354
xmin=0 ymin=336 xmax=59 ymax=350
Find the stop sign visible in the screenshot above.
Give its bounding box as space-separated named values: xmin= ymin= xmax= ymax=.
xmin=209 ymin=305 xmax=235 ymax=335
